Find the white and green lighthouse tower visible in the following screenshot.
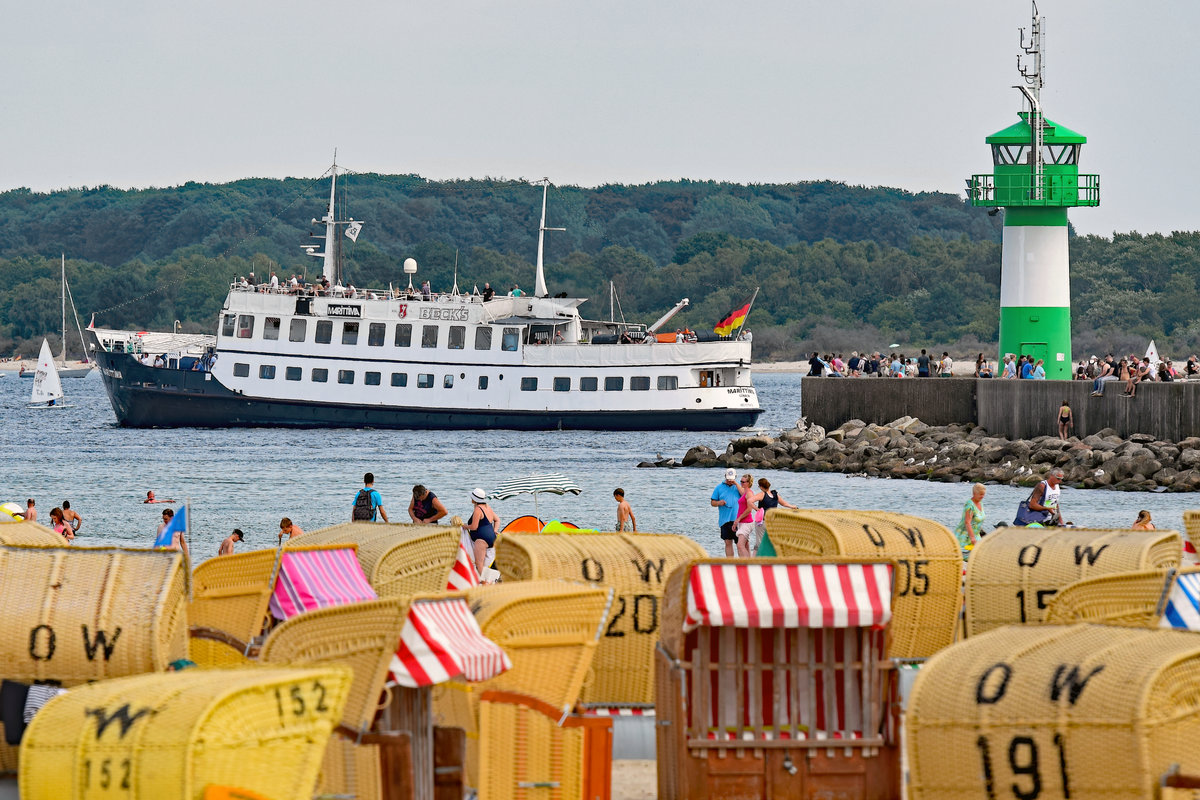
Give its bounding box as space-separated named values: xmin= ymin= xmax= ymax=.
xmin=968 ymin=5 xmax=1099 ymax=379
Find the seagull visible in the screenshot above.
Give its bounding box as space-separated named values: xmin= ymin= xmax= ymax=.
xmin=905 ymin=457 xmax=916 ymax=465
xmin=928 ymin=455 xmax=937 ymax=464
xmin=1003 ymin=461 xmax=1012 ymax=468
xmin=1094 ymin=469 xmax=1105 ymax=477
xmin=1015 ymin=466 xmax=1027 ymax=476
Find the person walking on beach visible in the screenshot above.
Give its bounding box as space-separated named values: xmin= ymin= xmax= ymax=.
xmin=61 ymin=500 xmax=82 ymax=536
xmin=24 ymin=499 xmax=36 ymax=523
xmin=755 ymin=478 xmax=796 ymax=553
xmin=218 ymin=529 xmax=244 ymax=556
xmin=1057 ymin=400 xmax=1074 ymax=441
xmin=465 ymin=488 xmax=499 ymax=573
xmin=278 ymin=518 xmax=304 ymax=541
xmin=409 ymin=485 xmax=447 ymax=524
xmin=734 ymin=473 xmax=760 ymax=558
xmin=1132 ymin=510 xmax=1155 ymax=530
xmin=614 ymin=488 xmax=636 ymax=532
xmin=710 ymin=468 xmax=742 ymax=558
xmin=351 ymin=473 xmax=389 ymax=522
xmin=955 ymin=483 xmax=987 ymax=552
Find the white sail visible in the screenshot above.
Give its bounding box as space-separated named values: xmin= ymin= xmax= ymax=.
xmin=30 ymin=339 xmax=65 ymax=406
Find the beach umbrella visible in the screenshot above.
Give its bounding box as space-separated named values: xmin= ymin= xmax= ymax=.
xmin=488 ymin=474 xmax=582 ymax=530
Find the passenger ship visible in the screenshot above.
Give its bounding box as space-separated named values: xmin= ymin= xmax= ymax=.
xmin=88 ymin=165 xmax=763 ymax=431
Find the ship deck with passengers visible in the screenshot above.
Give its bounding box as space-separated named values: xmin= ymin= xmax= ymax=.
xmin=87 ymin=163 xmax=763 ymax=431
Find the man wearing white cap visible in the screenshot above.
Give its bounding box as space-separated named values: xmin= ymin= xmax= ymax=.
xmin=710 ymin=468 xmax=743 ymax=557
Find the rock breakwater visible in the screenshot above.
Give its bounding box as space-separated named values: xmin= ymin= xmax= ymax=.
xmin=645 ymin=417 xmax=1200 ymax=492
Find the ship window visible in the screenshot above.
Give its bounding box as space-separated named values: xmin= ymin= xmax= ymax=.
xmin=365 ymin=371 xmax=381 ymax=386
xmin=233 ymin=362 xmax=250 ymax=377
xmin=395 ymin=323 xmax=412 ymax=347
xmin=316 ymin=320 xmax=332 ymax=344
xmin=312 ymin=368 xmax=328 ymax=383
xmin=475 ymin=327 xmax=493 ymax=350
xmin=263 ymin=317 xmax=281 ymax=341
xmin=580 ymin=377 xmax=598 ymax=392
xmin=259 ymin=364 xmax=276 ymax=379
xmin=604 ymin=376 xmax=624 ymax=391
xmin=341 ymin=322 xmax=359 ymax=346
xmin=289 ymin=319 xmax=307 ymax=342
xmin=502 ymin=328 xmax=519 ymax=352
xmin=553 ymin=377 xmax=570 ymax=392
xmin=444 ymin=374 xmax=454 ymax=388
xmin=520 ymin=377 xmax=538 ymax=391
xmin=478 ymin=376 xmax=489 ymax=390
xmin=237 ymin=315 xmax=255 ymax=339
xmin=285 ymin=366 xmax=302 ymax=381
xmin=338 ymin=369 xmax=355 ymax=384
xmin=368 ymin=323 xmax=386 ymax=347
xmin=417 ymin=373 xmax=434 ymax=388
xmin=422 ymin=325 xmax=438 ymax=348
xmin=657 ymin=375 xmax=679 ymax=390
xmin=391 ymin=372 xmax=408 ymax=387
xmin=448 ymin=326 xmax=465 ymax=350
xmin=630 ymin=376 xmax=650 ymax=391
xmin=222 ymin=315 xmax=236 ymax=337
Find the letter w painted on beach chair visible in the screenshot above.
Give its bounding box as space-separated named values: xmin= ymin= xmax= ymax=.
xmin=269 ymin=547 xmax=378 ymax=620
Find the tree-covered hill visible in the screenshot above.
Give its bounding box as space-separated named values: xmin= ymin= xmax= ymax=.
xmin=0 ymin=173 xmax=1194 ymax=362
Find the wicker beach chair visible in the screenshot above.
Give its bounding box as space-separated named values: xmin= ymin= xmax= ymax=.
xmin=259 ymin=596 xmax=411 ymax=800
xmin=20 ymin=667 xmax=352 ymax=800
xmin=496 ymin=531 xmax=705 ymax=705
xmin=188 ymin=547 xmax=278 ymax=665
xmin=0 ymin=521 xmax=63 ymax=546
xmin=963 ymin=527 xmax=1181 ymax=636
xmin=765 ymin=508 xmax=961 ymax=658
xmin=287 ymin=522 xmax=461 ymax=597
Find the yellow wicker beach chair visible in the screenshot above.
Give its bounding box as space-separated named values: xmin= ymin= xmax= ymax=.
xmin=908 ymin=624 xmax=1200 ymax=800
xmin=259 ymin=596 xmax=411 ymax=800
xmin=188 ymin=547 xmax=278 ymax=665
xmin=19 ymin=666 xmax=352 ymax=800
xmin=1044 ymin=567 xmax=1200 ymax=628
xmin=496 ymin=531 xmax=705 ymax=704
xmin=765 ymin=509 xmax=961 ymax=658
xmin=287 ymin=522 xmax=461 ymax=597
xmin=0 ymin=521 xmax=63 ymax=546
xmin=964 ymin=527 xmax=1181 ymax=637
xmin=432 ymin=579 xmax=612 ymax=791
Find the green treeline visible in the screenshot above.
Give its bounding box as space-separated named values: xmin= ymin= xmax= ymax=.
xmin=0 ymin=174 xmax=1194 ymax=360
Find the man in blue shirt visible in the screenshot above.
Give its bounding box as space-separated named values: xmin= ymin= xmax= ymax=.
xmin=710 ymin=468 xmax=743 ymax=557
xmin=1020 ymin=358 xmax=1035 ymax=379
xmin=351 ymin=472 xmax=389 ymax=522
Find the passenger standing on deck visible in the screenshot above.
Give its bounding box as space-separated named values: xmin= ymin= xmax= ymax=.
xmin=482 ymin=283 xmax=495 ymax=302
xmin=218 ymin=529 xmax=244 ymax=556
xmin=24 ymin=499 xmax=36 ymax=523
xmin=409 ymin=485 xmax=447 ymax=524
xmin=61 ymin=500 xmax=82 ymax=536
xmin=351 ymin=473 xmax=389 ymax=522
xmin=710 ymin=468 xmax=742 ymax=558
xmin=614 ymin=488 xmax=636 ymax=532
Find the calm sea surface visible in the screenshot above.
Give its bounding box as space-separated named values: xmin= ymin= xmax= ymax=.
xmin=2 ymin=372 xmax=1196 ymax=562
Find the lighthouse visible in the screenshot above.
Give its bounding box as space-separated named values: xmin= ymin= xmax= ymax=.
xmin=968 ymin=4 xmax=1100 ymax=379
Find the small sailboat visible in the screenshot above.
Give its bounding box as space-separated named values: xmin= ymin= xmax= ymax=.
xmin=57 ymin=255 xmax=94 ymax=378
xmin=29 ymin=339 xmax=67 ymax=408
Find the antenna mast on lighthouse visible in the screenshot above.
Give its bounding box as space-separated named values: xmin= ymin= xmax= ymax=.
xmin=1016 ymin=3 xmax=1045 ymax=200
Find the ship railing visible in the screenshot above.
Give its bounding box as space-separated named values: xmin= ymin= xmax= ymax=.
xmin=229 ymin=282 xmax=501 ymax=304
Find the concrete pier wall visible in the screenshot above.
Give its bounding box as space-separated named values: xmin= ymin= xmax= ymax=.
xmin=800 ymin=377 xmax=1200 ymax=442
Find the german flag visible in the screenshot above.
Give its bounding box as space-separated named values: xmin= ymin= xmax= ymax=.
xmin=714 ymin=293 xmax=754 ymax=336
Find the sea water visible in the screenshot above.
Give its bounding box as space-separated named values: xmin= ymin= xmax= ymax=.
xmin=1 ymin=372 xmax=1195 ymax=561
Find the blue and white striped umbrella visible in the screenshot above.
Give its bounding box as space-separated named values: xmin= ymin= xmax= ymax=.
xmin=488 ymin=474 xmax=582 ymax=501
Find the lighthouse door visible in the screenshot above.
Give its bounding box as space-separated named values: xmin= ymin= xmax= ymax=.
xmin=1020 ymin=342 xmax=1048 ymax=366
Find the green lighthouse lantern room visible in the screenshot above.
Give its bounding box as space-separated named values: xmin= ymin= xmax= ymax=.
xmin=967 ymin=3 xmax=1100 ymax=380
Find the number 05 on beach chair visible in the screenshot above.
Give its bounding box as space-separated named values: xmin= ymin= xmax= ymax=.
xmin=656 ymin=558 xmax=901 ymax=800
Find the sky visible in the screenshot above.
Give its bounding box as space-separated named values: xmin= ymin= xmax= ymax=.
xmin=0 ymin=1 xmax=1193 ymax=237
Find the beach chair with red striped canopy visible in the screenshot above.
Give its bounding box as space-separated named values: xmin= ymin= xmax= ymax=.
xmin=657 ymin=558 xmax=902 ymax=800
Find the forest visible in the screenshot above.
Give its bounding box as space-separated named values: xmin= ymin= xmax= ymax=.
xmin=0 ymin=171 xmax=1193 ymax=362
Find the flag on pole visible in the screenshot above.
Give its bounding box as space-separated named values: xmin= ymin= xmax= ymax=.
xmin=714 ymin=293 xmax=754 ymax=336
xmin=345 ymin=220 xmax=363 ymax=242
xmin=154 ymin=506 xmax=187 ymax=548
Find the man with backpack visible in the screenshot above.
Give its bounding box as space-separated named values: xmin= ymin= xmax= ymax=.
xmin=351 ymin=473 xmax=389 ymax=523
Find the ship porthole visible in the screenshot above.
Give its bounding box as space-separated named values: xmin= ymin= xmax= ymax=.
xmin=695 ymin=398 xmax=702 ymax=404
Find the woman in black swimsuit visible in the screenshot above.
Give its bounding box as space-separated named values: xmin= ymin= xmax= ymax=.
xmin=1057 ymin=401 xmax=1073 ymax=441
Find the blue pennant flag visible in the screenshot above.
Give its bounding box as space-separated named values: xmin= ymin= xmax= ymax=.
xmin=154 ymin=506 xmax=187 ymax=548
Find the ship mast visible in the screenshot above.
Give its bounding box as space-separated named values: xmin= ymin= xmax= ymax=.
xmin=533 ymin=178 xmax=564 ymax=298
xmin=303 ymin=152 xmax=363 ymax=285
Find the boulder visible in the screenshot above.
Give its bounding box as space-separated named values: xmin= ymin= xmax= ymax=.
xmin=682 ymin=445 xmax=717 ymax=466
xmin=731 ymin=436 xmax=774 ymax=453
xmin=1180 ymin=449 xmax=1200 ymax=470
xmin=1129 ymin=433 xmax=1156 ymax=444
xmin=746 ymin=447 xmax=775 ymax=463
